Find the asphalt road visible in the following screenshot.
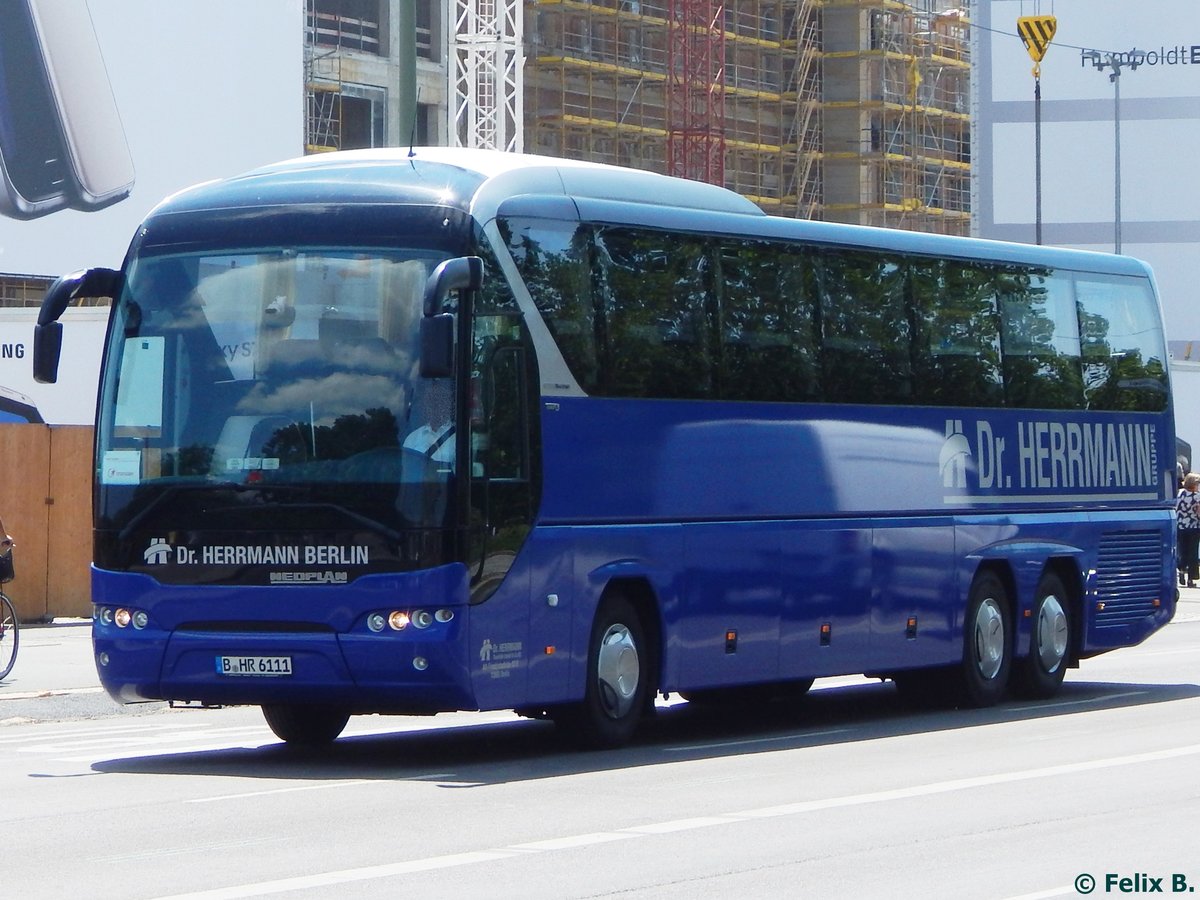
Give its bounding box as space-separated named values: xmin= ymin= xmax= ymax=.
xmin=0 ymin=593 xmax=1198 ymax=899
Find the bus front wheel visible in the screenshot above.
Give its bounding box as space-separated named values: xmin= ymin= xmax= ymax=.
xmin=1010 ymin=573 xmax=1071 ymax=699
xmin=262 ymin=704 xmax=350 ymax=746
xmin=559 ymin=596 xmax=649 ymax=749
xmin=958 ymin=572 xmax=1012 ymax=707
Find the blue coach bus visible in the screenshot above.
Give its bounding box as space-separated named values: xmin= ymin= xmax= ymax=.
xmin=33 ymin=149 xmax=1176 ymax=747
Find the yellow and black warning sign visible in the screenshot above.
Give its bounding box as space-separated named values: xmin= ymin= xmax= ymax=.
xmin=1017 ymin=15 xmax=1057 ymax=63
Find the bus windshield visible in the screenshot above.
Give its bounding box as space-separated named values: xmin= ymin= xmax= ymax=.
xmin=95 ymin=246 xmax=456 ymax=579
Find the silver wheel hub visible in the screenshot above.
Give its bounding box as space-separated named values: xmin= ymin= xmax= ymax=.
xmin=596 ymin=623 xmax=640 ymax=719
xmin=974 ymin=597 xmax=1006 ymax=681
xmin=1035 ymin=594 xmax=1068 ymax=674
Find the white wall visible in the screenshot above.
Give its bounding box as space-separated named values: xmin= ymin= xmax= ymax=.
xmin=976 ymin=0 xmax=1200 ymax=343
xmin=0 ymin=0 xmax=304 ymax=424
xmin=0 ymin=307 xmax=107 ymax=425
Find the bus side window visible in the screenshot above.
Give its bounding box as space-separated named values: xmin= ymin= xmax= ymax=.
xmin=1076 ymin=274 xmax=1169 ymax=412
xmin=817 ymin=249 xmax=911 ymax=404
xmin=715 ymin=238 xmax=818 ymax=402
xmin=999 ymin=269 xmax=1084 ymax=410
xmin=593 ymin=226 xmax=712 ymax=399
xmin=911 ymin=259 xmax=1004 ymax=407
xmin=498 ymin=216 xmax=598 ymax=391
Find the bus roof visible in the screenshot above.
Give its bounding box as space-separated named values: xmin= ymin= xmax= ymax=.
xmin=152 ymin=147 xmax=765 ymax=222
xmin=148 ymin=147 xmax=1153 ymax=281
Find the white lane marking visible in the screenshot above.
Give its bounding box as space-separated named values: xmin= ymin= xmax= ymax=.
xmin=509 ymin=832 xmax=634 ymax=852
xmin=151 ymin=742 xmax=1200 ymax=900
xmin=738 ymin=743 xmax=1200 ymax=819
xmin=188 ymin=780 xmax=378 ymax=804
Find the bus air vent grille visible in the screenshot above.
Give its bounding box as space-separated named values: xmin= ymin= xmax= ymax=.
xmin=1094 ymin=530 xmax=1163 ymax=626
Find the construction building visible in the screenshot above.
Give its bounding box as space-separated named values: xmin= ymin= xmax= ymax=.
xmin=306 ymin=0 xmax=972 ymax=235
xmin=0 ymin=0 xmax=974 ymax=307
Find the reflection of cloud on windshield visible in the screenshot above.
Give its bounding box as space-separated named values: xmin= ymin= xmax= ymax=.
xmin=236 ymin=373 xmax=407 ymax=426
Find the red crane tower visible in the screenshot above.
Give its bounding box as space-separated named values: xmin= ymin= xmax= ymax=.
xmin=666 ymin=0 xmax=726 ymax=186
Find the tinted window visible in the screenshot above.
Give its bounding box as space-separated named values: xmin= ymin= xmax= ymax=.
xmin=593 ymin=226 xmax=712 ymax=398
xmin=1076 ymin=273 xmax=1168 ymax=411
xmin=500 ymin=217 xmax=599 ymax=389
xmin=999 ymin=269 xmax=1084 ymax=409
xmin=910 ymin=260 xmax=1004 ymax=407
xmin=715 ymin=239 xmax=818 ymax=402
xmin=817 ymin=250 xmax=912 ymax=404
xmin=501 ymin=217 xmax=1164 ymax=413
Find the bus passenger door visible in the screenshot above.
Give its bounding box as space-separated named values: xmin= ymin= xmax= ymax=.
xmin=466 ymin=317 xmax=551 ymax=705
xmin=466 ymin=315 xmax=539 ymax=586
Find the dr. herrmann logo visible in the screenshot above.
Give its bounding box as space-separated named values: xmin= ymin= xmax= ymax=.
xmin=940 ymin=419 xmax=971 ymax=489
xmin=144 ymin=537 xmax=172 ymax=565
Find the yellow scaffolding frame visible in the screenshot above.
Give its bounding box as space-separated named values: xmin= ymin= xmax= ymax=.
xmin=523 ymin=0 xmax=970 ymax=231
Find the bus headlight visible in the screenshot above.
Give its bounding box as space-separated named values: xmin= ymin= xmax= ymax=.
xmin=388 ymin=611 xmax=410 ymax=631
xmin=132 ymin=610 xmax=149 ymax=630
xmin=114 ymin=608 xmax=132 ymax=628
xmin=412 ymin=609 xmax=433 ymax=629
xmin=367 ymin=613 xmax=386 ymax=632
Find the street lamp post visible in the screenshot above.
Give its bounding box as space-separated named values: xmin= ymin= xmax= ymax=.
xmin=1085 ymin=49 xmax=1142 ymax=254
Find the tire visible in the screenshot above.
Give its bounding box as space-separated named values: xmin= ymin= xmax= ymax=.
xmin=0 ymin=593 xmax=17 ymax=681
xmin=559 ymin=595 xmax=650 ymax=750
xmin=262 ymin=704 xmax=350 ymax=746
xmin=957 ymin=571 xmax=1012 ymax=707
xmin=1010 ymin=573 xmax=1071 ymax=699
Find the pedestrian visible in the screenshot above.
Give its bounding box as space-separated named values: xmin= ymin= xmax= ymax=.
xmin=1177 ymin=472 xmax=1200 ymax=588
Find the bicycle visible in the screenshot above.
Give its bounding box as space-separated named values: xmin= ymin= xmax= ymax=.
xmin=0 ymin=550 xmax=18 ymax=680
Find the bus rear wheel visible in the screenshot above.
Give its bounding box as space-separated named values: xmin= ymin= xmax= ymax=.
xmin=559 ymin=595 xmax=649 ymax=749
xmin=1010 ymin=573 xmax=1071 ymax=699
xmin=262 ymin=704 xmax=350 ymax=746
xmin=958 ymin=571 xmax=1012 ymax=707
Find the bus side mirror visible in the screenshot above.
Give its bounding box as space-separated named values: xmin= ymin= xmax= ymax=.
xmin=418 ymin=257 xmax=482 ymax=378
xmin=423 ymin=257 xmax=482 ymax=317
xmin=33 ymin=322 xmax=64 ymax=384
xmin=34 ymin=267 xmax=119 ymax=384
xmin=419 ymin=314 xmax=455 ymax=378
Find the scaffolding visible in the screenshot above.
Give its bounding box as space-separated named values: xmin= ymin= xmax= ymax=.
xmin=521 ymin=0 xmax=968 ymax=230
xmin=525 ymin=1 xmax=823 ymax=216
xmin=821 ymin=0 xmax=971 ymax=234
xmin=305 ymin=0 xmax=345 ymax=153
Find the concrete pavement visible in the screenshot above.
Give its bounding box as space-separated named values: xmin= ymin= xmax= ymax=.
xmin=0 ymin=619 xmax=100 ymax=700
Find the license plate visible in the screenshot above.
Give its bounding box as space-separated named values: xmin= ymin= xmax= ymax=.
xmin=216 ymin=655 xmax=293 ymax=677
